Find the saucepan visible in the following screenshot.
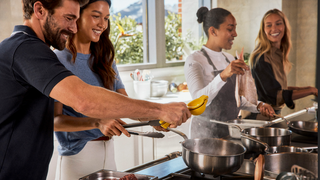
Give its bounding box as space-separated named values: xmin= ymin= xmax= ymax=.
xmin=166 ymin=128 xmax=250 ymax=176
xmin=240 ymin=132 xmax=318 ymax=178
xmin=265 ymin=153 xmax=318 ymax=179
xmin=210 ymin=120 xmax=291 ymax=153
xmin=210 ymin=121 xmax=318 ymax=178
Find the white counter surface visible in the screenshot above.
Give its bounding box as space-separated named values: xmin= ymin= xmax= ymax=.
xmin=138 ymin=91 xmax=192 ymax=104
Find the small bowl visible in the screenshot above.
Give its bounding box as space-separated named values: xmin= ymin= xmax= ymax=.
xmin=151 ymin=80 xmax=168 ymax=97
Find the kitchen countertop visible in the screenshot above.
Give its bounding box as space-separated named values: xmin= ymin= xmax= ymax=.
xmin=144 ymin=91 xmax=193 ymax=104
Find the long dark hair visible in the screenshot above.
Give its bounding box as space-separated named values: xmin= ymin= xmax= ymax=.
xmin=67 ymin=0 xmax=116 ymax=90
xmin=196 ymin=7 xmax=231 ymax=37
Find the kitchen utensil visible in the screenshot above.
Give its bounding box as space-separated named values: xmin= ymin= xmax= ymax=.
xmin=275 ymin=172 xmax=299 ymax=180
xmin=241 ymin=127 xmax=291 ymax=153
xmin=269 ymin=146 xmax=308 ymax=153
xmin=291 ymin=164 xmax=317 ymax=180
xmin=169 ymin=83 xmax=178 ymax=93
xmin=262 ymin=114 xmax=288 ymax=127
xmin=254 ymin=154 xmax=265 ymax=180
xmin=150 ymin=80 xmax=168 ymax=97
xmin=187 ymin=95 xmax=208 ymax=115
xmin=287 ymin=121 xmax=318 ymax=137
xmin=211 ymin=120 xmax=318 ymax=178
xmin=159 ymin=95 xmax=209 ymax=128
xmin=166 ymin=127 xmax=250 ymax=176
xmin=226 ymin=119 xmax=271 ymax=139
xmin=133 ymin=80 xmax=151 ymax=99
xmin=79 ymin=169 xmax=156 ymax=180
xmin=261 ymin=107 xmax=318 ymax=137
xmin=210 ymin=120 xmax=291 ymax=153
xmin=123 ymin=120 xmax=162 ymax=128
xmin=264 ymin=153 xmax=318 ymax=179
xmin=128 ymin=130 xmax=164 ymax=138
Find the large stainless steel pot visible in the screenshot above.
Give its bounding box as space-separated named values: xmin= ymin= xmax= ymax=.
xmin=167 ymin=128 xmax=247 ymax=176
xmin=265 ymin=153 xmax=318 ymax=178
xmin=241 ymin=127 xmax=291 ymax=153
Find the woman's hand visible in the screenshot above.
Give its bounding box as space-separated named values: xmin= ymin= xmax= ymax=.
xmin=220 ymin=60 xmax=249 ymax=81
xmin=257 ymin=102 xmax=275 ymax=118
xmin=97 ymin=119 xmax=130 ymax=137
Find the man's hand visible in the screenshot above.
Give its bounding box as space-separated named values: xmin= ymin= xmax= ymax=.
xmin=97 ymin=119 xmax=130 ymax=137
xmin=158 ymin=102 xmax=191 ymax=128
xmin=152 ymin=125 xmax=169 ymax=132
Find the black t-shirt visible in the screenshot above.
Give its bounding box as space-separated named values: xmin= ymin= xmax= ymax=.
xmin=0 ymin=25 xmax=73 ymax=180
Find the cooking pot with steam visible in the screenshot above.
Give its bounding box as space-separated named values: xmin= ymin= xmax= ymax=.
xmin=168 ymin=128 xmax=248 ymax=175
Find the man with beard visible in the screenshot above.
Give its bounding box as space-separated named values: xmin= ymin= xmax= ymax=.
xmin=0 ymin=0 xmax=191 ymax=180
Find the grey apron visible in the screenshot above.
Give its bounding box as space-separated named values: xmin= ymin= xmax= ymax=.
xmin=190 ymin=48 xmax=240 ymax=139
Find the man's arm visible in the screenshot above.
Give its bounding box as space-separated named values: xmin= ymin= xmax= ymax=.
xmin=50 ymin=75 xmax=191 ymax=127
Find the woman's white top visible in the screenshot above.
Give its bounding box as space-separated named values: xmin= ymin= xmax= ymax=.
xmin=184 ymin=46 xmax=259 ymax=113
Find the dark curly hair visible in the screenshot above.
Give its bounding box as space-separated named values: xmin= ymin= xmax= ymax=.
xmin=22 ymin=0 xmax=89 ymax=20
xmin=196 ymin=7 xmax=231 ymax=37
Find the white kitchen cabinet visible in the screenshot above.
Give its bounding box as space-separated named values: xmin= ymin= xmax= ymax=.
xmin=114 ymin=92 xmax=192 ymax=171
xmin=46 ymin=92 xmax=193 ymax=179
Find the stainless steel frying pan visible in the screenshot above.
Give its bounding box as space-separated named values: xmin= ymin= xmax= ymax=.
xmin=167 ymin=128 xmax=248 ymax=176
xmin=266 ymin=107 xmax=318 ymax=138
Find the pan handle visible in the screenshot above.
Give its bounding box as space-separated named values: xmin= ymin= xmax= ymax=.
xmin=210 ymin=120 xmax=271 ymax=153
xmin=241 ymin=133 xmax=270 ymax=153
xmin=210 ymin=120 xmax=243 ymax=132
xmin=263 ymin=114 xmax=288 ymax=127
xmin=122 ymin=122 xmax=149 ymax=128
xmin=167 ymin=128 xmax=188 ymax=140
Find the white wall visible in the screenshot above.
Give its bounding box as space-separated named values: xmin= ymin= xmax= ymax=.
xmin=216 ymin=0 xmax=282 ymax=56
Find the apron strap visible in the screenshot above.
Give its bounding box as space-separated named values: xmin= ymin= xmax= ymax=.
xmin=201 ymin=48 xmax=218 ymax=71
xmin=201 ymin=48 xmax=231 ymax=71
xmin=222 ymin=53 xmax=231 ymax=63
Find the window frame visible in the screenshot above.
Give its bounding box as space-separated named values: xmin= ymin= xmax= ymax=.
xmin=117 ymin=0 xmax=185 ymax=72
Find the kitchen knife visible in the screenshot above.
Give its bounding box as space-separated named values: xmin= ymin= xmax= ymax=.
xmin=128 ymin=130 xmax=165 ymax=138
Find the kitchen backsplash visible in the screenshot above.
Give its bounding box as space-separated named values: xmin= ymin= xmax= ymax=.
xmin=119 ymin=66 xmax=186 ymax=97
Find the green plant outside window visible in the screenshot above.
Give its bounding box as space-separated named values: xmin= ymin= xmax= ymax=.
xmin=110 ymin=11 xmax=188 ymax=64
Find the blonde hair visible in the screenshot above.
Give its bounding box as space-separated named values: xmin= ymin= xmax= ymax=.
xmin=249 ymin=9 xmax=292 ymax=73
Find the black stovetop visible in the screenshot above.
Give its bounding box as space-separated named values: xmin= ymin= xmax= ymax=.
xmin=133 ymin=157 xmax=255 ymax=180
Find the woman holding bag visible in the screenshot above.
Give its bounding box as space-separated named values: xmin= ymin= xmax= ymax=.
xmin=184 ymin=7 xmax=275 ymax=139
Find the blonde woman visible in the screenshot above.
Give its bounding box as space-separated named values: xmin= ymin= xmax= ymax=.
xmin=249 ymin=9 xmax=317 ymax=117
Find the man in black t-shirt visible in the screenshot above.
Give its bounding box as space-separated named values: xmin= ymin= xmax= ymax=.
xmin=0 ymin=0 xmax=191 ymax=179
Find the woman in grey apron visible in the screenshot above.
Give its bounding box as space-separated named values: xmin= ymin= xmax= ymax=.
xmin=185 ymin=7 xmax=274 ymax=139
xmin=190 ymin=48 xmax=240 ymax=139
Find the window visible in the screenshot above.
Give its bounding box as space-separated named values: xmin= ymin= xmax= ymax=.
xmin=164 ymin=0 xmax=208 ymax=63
xmin=111 ymin=0 xmax=204 ymax=71
xmin=110 ymin=0 xmax=146 ymax=65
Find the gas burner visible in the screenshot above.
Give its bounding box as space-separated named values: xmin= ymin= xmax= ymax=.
xmin=162 ymin=168 xmax=254 ymax=180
